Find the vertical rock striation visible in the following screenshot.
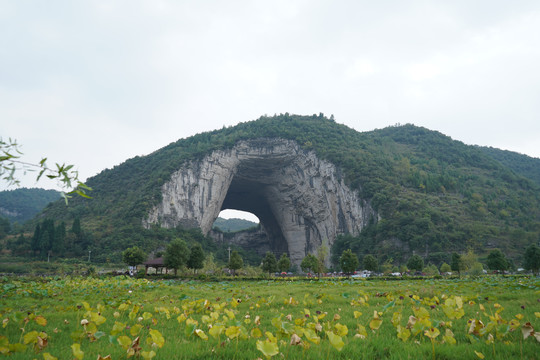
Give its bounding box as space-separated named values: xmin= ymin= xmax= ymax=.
xmin=144 ymin=138 xmax=377 ymax=267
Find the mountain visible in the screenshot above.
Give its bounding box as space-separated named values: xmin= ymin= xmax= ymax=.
xmin=27 ymin=114 xmax=540 ymax=265
xmin=0 ymin=188 xmax=61 ymax=223
xmin=478 ymin=146 xmax=540 ymax=186
xmin=213 ymin=218 xmax=258 ymax=233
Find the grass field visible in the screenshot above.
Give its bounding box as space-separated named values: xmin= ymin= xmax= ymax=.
xmin=0 ymin=275 xmax=539 ymax=359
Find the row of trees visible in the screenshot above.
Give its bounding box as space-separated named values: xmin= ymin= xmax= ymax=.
xmin=5 ymin=217 xmax=90 ymax=258
xmin=322 ymin=246 xmax=540 ymax=277
xmin=261 ymin=252 xmax=291 ymax=274
xmin=122 ymin=240 xmax=250 ymax=276
xmin=123 ymin=240 xmax=540 ymax=277
xmin=122 ymin=239 xmax=206 ymax=275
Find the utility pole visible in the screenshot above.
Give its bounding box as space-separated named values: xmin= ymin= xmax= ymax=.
xmin=228 ymin=247 xmax=231 ymax=263
xmin=88 ymin=250 xmax=91 ymax=262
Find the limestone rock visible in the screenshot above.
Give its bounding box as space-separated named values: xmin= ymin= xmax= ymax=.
xmin=143 ymin=138 xmax=377 ymax=266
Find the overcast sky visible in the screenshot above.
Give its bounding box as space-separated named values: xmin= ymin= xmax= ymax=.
xmin=2 ymin=1 xmax=540 ymax=219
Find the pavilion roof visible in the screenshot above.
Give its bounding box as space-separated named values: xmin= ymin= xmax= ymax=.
xmin=143 ymin=257 xmax=164 ymax=266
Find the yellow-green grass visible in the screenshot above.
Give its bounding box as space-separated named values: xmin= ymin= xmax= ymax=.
xmin=0 ymin=276 xmax=538 ymax=359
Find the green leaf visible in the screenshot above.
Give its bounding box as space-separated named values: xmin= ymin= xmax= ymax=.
xmin=149 ymin=329 xmax=165 ymax=348
xmin=110 ymin=321 xmax=126 ymax=336
xmin=130 ymin=324 xmax=143 ymax=336
xmin=71 ymin=343 xmax=84 ymax=360
xmin=36 ymin=169 xmax=46 ymax=181
xmin=185 ymin=323 xmax=196 ymax=337
xmin=23 ymin=330 xmax=39 ymax=345
xmin=8 ymin=343 xmax=26 ymax=353
xmin=209 ymin=324 xmax=225 ymax=338
xmin=141 ymin=350 xmax=156 ymax=360
xmin=327 ymin=331 xmax=345 ymax=351
xmin=256 ymin=339 xmax=279 ymax=359
xmin=117 ymin=335 xmax=131 ymax=349
xmin=383 ymin=300 xmax=396 ymax=312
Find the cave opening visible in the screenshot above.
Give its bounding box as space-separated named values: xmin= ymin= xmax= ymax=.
xmin=217 ymin=173 xmax=290 ymax=259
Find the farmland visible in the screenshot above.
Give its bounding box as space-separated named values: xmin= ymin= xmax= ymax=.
xmin=1 ymin=276 xmax=539 ymax=359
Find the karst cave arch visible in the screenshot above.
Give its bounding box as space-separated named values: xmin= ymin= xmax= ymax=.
xmin=143 ymin=138 xmax=377 ymax=267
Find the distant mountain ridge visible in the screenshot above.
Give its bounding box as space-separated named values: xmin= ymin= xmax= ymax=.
xmin=213 ymin=217 xmax=258 ymax=232
xmin=479 ymin=146 xmax=540 ymax=186
xmin=0 ymin=188 xmax=61 ymax=223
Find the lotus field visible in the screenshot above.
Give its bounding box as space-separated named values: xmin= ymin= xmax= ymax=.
xmin=1 ymin=276 xmax=539 ymax=359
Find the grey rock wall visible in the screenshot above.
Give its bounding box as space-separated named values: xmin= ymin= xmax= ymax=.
xmin=143 ymin=138 xmax=377 ymax=267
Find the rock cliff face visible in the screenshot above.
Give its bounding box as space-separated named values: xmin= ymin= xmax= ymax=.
xmin=143 ymin=138 xmax=377 ymax=267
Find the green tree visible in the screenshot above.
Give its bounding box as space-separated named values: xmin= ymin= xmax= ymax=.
xmin=261 ymin=251 xmax=278 ymax=275
xmin=363 ymin=254 xmax=378 ymax=272
xmin=300 ymin=254 xmax=318 ymax=274
xmin=202 ymin=253 xmax=220 ymax=274
xmin=41 ymin=219 xmax=55 ymax=257
xmin=164 ymin=238 xmax=190 ymax=276
xmin=451 ymin=253 xmax=463 ymax=276
xmin=278 ymin=253 xmax=291 ymax=273
xmin=440 ymin=262 xmax=451 ymax=274
xmin=339 ymin=249 xmax=359 ymax=275
xmin=122 ymin=246 xmax=147 ymax=268
xmin=0 ymin=217 xmax=10 ymax=239
xmin=71 ymin=217 xmax=81 ymax=237
xmin=315 ymin=245 xmax=329 ymax=276
xmin=523 ymin=244 xmax=540 ymax=275
xmin=187 ymin=243 xmax=205 ymax=274
xmin=399 ymin=264 xmax=408 ymax=274
xmin=69 ymin=217 xmax=89 ymax=256
xmin=407 ymin=254 xmax=424 ymax=272
xmin=461 ymin=249 xmax=481 ymax=274
xmin=40 ymin=231 xmax=50 ymax=258
xmin=381 ymin=258 xmax=394 ymax=275
xmin=228 ymin=250 xmax=243 ymax=275
xmin=7 ymin=232 xmax=30 ymax=256
xmin=486 ymin=249 xmax=508 ymax=272
xmin=53 ymin=221 xmax=66 ymax=255
xmin=31 ymin=223 xmax=41 ymax=255
xmin=424 ymin=263 xmax=439 ymax=276
xmin=30 ymin=219 xmax=56 ymax=258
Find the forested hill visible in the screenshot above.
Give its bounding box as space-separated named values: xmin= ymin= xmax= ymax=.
xmin=213 ymin=218 xmax=258 ymax=233
xmin=478 ymin=146 xmax=540 ymax=186
xmin=35 ymin=114 xmax=539 ymax=264
xmin=0 ymin=188 xmax=60 ymax=223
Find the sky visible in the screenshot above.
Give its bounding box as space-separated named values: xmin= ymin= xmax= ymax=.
xmin=1 ymin=1 xmax=540 ymax=221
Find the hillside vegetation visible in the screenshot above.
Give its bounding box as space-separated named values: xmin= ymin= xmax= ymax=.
xmin=479 ymin=146 xmax=540 ymax=186
xmin=213 ymin=217 xmax=259 ymax=232
xmin=0 ymin=188 xmax=60 ymax=223
xmin=13 ymin=114 xmax=540 ymax=266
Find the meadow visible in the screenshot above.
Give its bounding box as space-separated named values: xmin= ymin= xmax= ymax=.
xmin=0 ymin=275 xmax=539 ymax=359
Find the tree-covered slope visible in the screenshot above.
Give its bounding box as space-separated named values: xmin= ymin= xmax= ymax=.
xmin=35 ymin=114 xmax=540 ymax=265
xmin=213 ymin=218 xmax=258 ymax=233
xmin=479 ymin=146 xmax=540 ymax=186
xmin=0 ymin=188 xmax=60 ymax=223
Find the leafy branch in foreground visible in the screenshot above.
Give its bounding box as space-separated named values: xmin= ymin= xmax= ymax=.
xmin=0 ymin=137 xmax=91 ymax=203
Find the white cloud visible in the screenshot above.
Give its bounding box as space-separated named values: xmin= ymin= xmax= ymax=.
xmin=346 ymin=59 xmax=378 ymax=78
